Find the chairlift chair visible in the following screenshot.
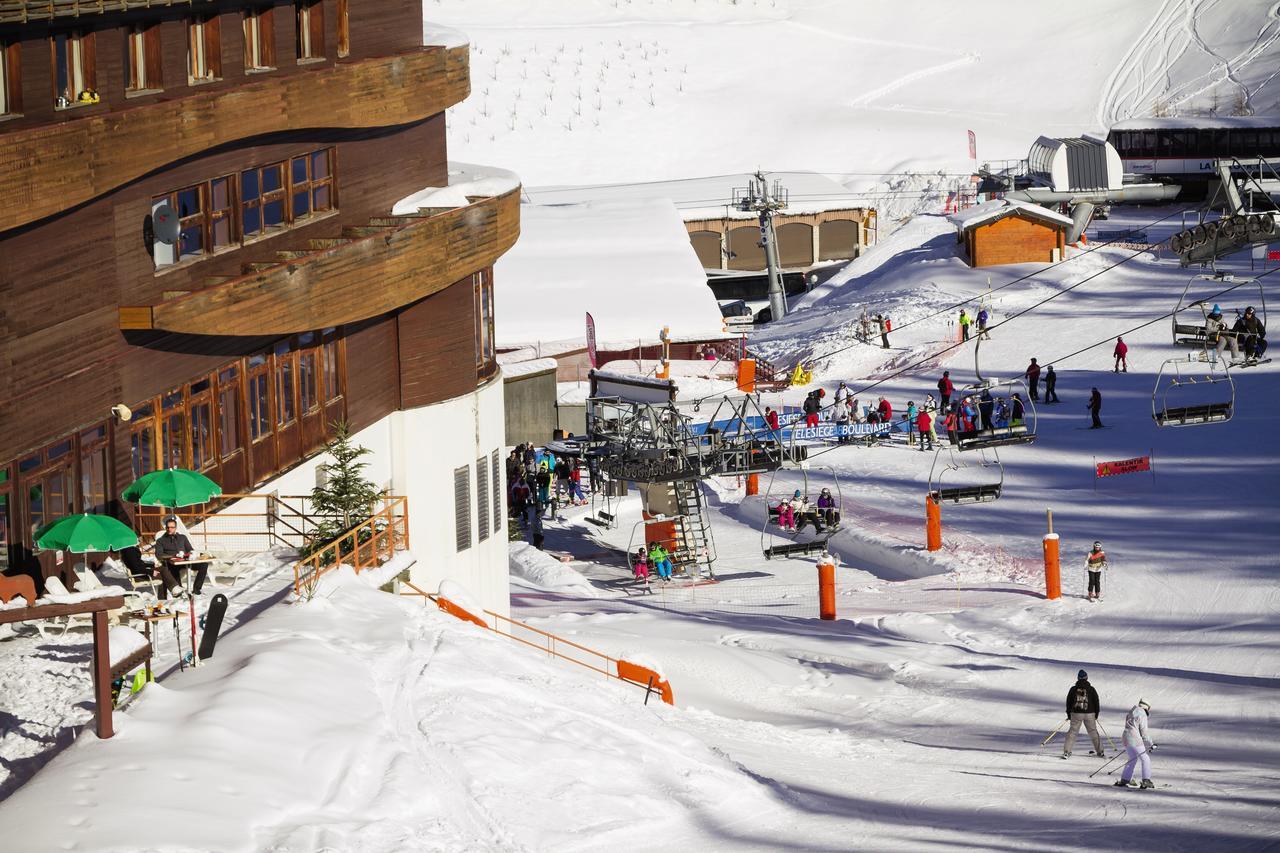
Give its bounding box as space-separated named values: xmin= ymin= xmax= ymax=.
xmin=953 ymin=336 xmax=1038 ymax=452
xmin=1152 ymin=355 xmax=1235 ymax=427
xmin=758 ymin=463 xmax=843 ymax=560
xmin=928 ymin=446 xmax=1003 ymax=504
xmin=1171 ymin=273 xmax=1267 ymax=347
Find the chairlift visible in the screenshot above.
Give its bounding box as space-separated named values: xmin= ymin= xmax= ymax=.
xmin=928 ymin=445 xmax=1003 ymax=504
xmin=758 ymin=463 xmax=843 ymax=560
xmin=951 ymin=336 xmax=1037 ymax=452
xmin=1171 ymin=273 xmax=1267 ymax=347
xmin=1152 ymin=354 xmax=1235 ymax=427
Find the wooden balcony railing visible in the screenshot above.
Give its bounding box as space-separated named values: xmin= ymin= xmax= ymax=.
xmin=120 ymin=186 xmax=521 ymax=335
xmin=0 ymin=0 xmax=207 ymax=23
xmin=0 ymin=45 xmax=469 ymax=234
xmin=292 ymin=496 xmax=409 ymax=597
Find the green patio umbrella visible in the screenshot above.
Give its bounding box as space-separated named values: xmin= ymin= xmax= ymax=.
xmin=34 ymin=513 xmax=140 ymax=553
xmin=122 ymin=468 xmax=222 ymax=507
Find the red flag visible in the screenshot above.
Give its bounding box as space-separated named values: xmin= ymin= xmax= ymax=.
xmin=968 ymin=130 xmax=977 ymax=161
xmin=585 ymin=312 xmax=598 ymax=368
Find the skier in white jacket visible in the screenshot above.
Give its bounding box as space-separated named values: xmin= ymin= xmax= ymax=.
xmin=1115 ymin=699 xmax=1156 ymax=788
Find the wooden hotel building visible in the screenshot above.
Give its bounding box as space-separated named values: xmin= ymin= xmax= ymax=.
xmin=0 ymin=0 xmax=520 ymax=612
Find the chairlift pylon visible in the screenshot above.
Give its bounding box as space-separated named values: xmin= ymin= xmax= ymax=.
xmin=758 ymin=463 xmax=843 ymax=560
xmin=927 ymin=445 xmax=1003 ymax=504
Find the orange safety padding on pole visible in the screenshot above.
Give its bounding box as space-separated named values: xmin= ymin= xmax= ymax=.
xmin=617 ymin=660 xmax=675 ymax=705
xmin=737 ymin=358 xmax=757 ymax=392
xmin=436 ymin=596 xmax=490 ymax=628
xmin=1043 ymin=533 xmax=1061 ymax=600
xmin=745 ymin=473 xmax=759 ymax=496
xmin=926 ymin=495 xmax=942 ymax=552
xmin=817 ymin=555 xmax=836 ymax=620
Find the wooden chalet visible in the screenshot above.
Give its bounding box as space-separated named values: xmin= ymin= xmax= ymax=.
xmin=950 ymin=199 xmax=1071 ymax=268
xmin=0 ymin=0 xmax=520 ymax=605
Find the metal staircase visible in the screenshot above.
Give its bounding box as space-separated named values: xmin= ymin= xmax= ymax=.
xmin=672 ymin=479 xmax=717 ymax=579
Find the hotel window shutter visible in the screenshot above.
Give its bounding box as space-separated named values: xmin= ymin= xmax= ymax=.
xmin=81 ymin=31 xmax=97 ymax=91
xmin=476 ymin=457 xmax=489 ymax=543
xmin=262 ymin=9 xmax=276 ymax=66
xmin=491 ymin=449 xmax=502 ymax=534
xmin=454 ymin=465 xmax=471 ymax=552
xmin=144 ymin=26 xmax=163 ymax=87
xmin=207 ymin=16 xmax=222 ymax=77
xmin=308 ymin=2 xmax=325 ymax=56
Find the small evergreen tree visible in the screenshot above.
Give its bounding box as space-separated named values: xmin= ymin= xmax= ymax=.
xmin=309 ymin=421 xmax=383 ymax=547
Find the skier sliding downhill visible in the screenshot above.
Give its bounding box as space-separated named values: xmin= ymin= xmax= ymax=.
xmin=1062 ymin=670 xmax=1105 ymax=758
xmin=1116 ymin=700 xmax=1157 ymax=789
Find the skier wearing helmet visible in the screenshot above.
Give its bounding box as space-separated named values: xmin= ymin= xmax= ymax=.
xmin=1116 ymin=699 xmax=1157 ymax=789
xmin=1086 ymin=541 xmax=1107 ymax=602
xmin=1062 ymin=669 xmax=1104 ymax=759
xmin=1232 ymin=306 xmax=1267 ymax=362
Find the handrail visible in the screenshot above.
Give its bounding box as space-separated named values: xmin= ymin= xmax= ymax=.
xmin=400 ymin=582 xmax=673 ymax=704
xmin=292 ymin=496 xmax=409 ymax=596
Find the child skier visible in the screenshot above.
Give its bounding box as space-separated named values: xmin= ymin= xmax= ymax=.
xmin=1116 ymin=700 xmax=1156 ymax=788
xmin=633 ymin=547 xmax=651 ymax=589
xmin=1086 ymin=541 xmax=1107 ymax=601
xmin=647 ymin=541 xmax=673 ymax=581
xmin=568 ymin=464 xmax=587 ymax=505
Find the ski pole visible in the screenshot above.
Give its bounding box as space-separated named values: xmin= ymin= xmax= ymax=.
xmin=1108 ymin=747 xmax=1151 ymax=776
xmin=1097 ymin=720 xmax=1120 ymax=754
xmin=1041 ymin=718 xmax=1068 ymax=746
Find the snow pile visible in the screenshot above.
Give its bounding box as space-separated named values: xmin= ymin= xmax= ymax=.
xmin=0 ymin=580 xmax=781 ymax=849
xmin=106 ymin=626 xmax=149 ymax=667
xmin=391 ymin=161 xmax=521 ymax=215
xmin=509 ymin=542 xmax=599 ymax=597
xmin=501 ymin=357 xmax=558 ymax=379
xmin=310 ymin=550 xmax=417 ymax=599
xmin=494 ymin=198 xmax=725 ymax=346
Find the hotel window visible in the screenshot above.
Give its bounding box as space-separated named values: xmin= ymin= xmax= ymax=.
xmin=289 ymin=150 xmax=334 ymax=220
xmin=79 ymin=425 xmax=109 ymax=515
xmin=247 ymin=355 xmax=271 ymax=441
xmin=295 ymin=0 xmax=325 ymax=61
xmin=336 ymin=0 xmax=349 ymax=57
xmin=188 ymin=14 xmax=222 ymax=83
xmin=125 ymin=23 xmax=163 ymax=93
xmin=189 ymin=378 xmax=215 ymax=472
xmin=161 ymin=389 xmax=187 ymax=470
xmin=218 ymin=367 xmax=242 ymax=460
xmin=130 ymin=404 xmax=157 ymax=480
xmin=474 ymin=269 xmax=495 ymax=371
xmin=298 ymin=332 xmax=320 ymax=413
xmin=321 ymin=328 xmax=341 ymax=402
xmin=241 ymin=161 xmax=286 ymax=238
xmin=51 ymin=30 xmax=97 ymax=108
xmin=243 ymin=7 xmax=276 ymax=71
xmin=152 ymin=175 xmax=235 ymax=266
xmin=274 ymin=341 xmax=296 ymax=427
xmin=1 ymin=40 xmax=21 ymax=116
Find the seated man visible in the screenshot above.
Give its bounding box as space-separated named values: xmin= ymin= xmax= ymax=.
xmin=115 ymin=544 xmax=178 ymax=599
xmin=154 ymin=516 xmax=209 ymax=596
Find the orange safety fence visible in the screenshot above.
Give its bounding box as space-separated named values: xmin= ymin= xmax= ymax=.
xmin=292 ymin=496 xmax=410 ymax=595
xmin=401 ymin=581 xmax=675 ymax=705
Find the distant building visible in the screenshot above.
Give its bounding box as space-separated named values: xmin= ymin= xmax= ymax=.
xmin=950 ymin=200 xmax=1071 ymax=267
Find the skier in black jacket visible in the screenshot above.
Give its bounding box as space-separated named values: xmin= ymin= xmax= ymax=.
xmin=1063 ymin=669 xmax=1105 ymax=758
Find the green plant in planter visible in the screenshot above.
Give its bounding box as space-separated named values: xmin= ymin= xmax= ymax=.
xmin=306 ymin=420 xmax=384 ymax=560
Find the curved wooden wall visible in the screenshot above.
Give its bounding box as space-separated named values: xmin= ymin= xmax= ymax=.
xmin=0 ymin=45 xmax=469 ymax=234
xmin=120 ymin=187 xmax=521 ymax=335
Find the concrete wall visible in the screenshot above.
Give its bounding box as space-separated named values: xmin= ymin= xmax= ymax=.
xmin=557 ymin=403 xmax=587 ymax=437
xmin=504 ymin=367 xmax=559 ymax=446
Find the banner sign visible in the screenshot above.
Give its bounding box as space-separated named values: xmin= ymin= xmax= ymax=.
xmin=585 ymin=312 xmax=598 ymax=368
xmin=785 ymin=422 xmax=894 ymax=442
xmin=1269 ymin=250 xmax=1280 ymax=262
xmin=968 ymin=130 xmax=977 ymax=160
xmin=1095 ymin=456 xmax=1151 ymax=478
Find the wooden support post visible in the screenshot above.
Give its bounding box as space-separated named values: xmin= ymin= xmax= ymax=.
xmin=817 ymin=553 xmax=836 ymax=621
xmin=926 ymin=494 xmax=942 ymax=552
xmin=91 ymin=610 xmax=114 ymax=739
xmin=1044 ymin=508 xmax=1061 ymax=600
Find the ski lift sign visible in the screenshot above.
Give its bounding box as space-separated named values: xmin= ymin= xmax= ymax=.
xmin=1094 ymin=453 xmax=1154 ymax=490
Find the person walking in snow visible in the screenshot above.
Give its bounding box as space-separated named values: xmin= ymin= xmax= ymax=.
xmin=1063 ymin=669 xmax=1105 ymax=758
xmin=511 ymin=476 xmax=532 ymax=527
xmin=916 ymin=407 xmax=934 ymax=451
xmin=937 ymin=371 xmax=954 ymax=412
xmin=906 ymin=401 xmax=918 ymax=446
xmin=878 ymin=314 xmax=891 ymax=349
xmin=1087 ymin=387 xmax=1103 ymax=429
xmin=1086 ymin=541 xmax=1107 ymax=601
xmin=647 ymin=541 xmax=673 ymax=581
xmin=568 ymin=464 xmax=587 ymax=505
xmin=1116 ymin=700 xmax=1156 ymax=789
xmin=535 ymin=461 xmax=553 ymax=516
xmin=959 ymin=309 xmax=972 ymax=342
xmin=802 ymin=390 xmax=822 ymax=428
xmin=1113 ymin=337 xmax=1129 ymax=373
xmin=1044 ymin=365 xmax=1059 ymax=403
xmin=977 ymin=306 xmax=991 ymax=340
xmin=1025 ymin=358 xmax=1042 ymax=402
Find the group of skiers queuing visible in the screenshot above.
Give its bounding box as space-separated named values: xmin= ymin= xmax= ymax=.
xmin=1058 ymin=670 xmax=1159 ymax=789
xmin=506 ymin=443 xmax=593 ymax=550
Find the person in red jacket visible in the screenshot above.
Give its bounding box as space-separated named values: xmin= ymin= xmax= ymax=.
xmin=765 ymin=406 xmax=781 ymax=434
xmin=916 ymin=408 xmax=933 ymax=451
xmin=1024 ymin=358 xmax=1042 ymax=401
xmin=1113 ymin=337 xmax=1128 ymax=373
xmin=878 ymin=397 xmax=892 ymax=421
xmin=937 ymin=371 xmax=953 ymax=411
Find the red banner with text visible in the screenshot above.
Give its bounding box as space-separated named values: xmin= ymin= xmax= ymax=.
xmin=1095 ymin=456 xmax=1151 ymax=478
xmin=586 ymin=312 xmax=598 ymax=368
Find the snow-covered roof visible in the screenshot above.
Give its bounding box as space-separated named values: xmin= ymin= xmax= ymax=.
xmin=1109 ymin=116 xmax=1280 ymax=130
xmin=501 ymin=358 xmax=559 ymax=379
xmin=949 ymin=199 xmax=1073 ymax=231
xmin=392 ymin=162 xmax=521 ymax=215
xmin=494 ymin=198 xmax=726 ymax=348
xmin=522 ymin=172 xmax=870 ymax=222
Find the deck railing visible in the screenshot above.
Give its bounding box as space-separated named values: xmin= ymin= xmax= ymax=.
xmin=292 ymin=497 xmax=409 ymax=597
xmin=132 ymin=493 xmax=321 ymax=555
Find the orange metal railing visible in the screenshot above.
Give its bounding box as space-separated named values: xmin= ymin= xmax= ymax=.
xmin=400 ymin=581 xmax=674 ymax=704
xmin=132 ymin=492 xmax=320 ymax=554
xmin=292 ymin=497 xmax=409 ymax=596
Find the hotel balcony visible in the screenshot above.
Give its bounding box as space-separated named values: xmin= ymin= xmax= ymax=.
xmin=0 ymin=44 xmax=469 ymax=234
xmin=119 ymin=182 xmax=521 ymax=335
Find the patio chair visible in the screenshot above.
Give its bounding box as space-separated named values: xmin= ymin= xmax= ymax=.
xmin=39 ymin=575 xmax=96 ymax=637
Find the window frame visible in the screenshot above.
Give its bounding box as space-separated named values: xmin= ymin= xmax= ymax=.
xmin=243 ymin=6 xmax=277 ymax=72
xmin=188 ymin=14 xmax=223 ymax=85
xmin=1 ymin=39 xmax=22 ymax=117
xmin=124 ymin=22 xmax=164 ymax=94
xmin=474 ymin=269 xmax=496 ymax=373
xmin=50 ymin=29 xmax=97 ymax=109
xmin=295 ymin=0 xmax=325 ymax=62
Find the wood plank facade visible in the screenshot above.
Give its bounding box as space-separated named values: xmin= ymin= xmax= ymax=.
xmin=961 ymin=215 xmax=1067 ymax=268
xmin=0 ymin=0 xmax=519 ymax=587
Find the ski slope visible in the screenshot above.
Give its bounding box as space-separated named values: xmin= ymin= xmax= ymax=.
xmin=428 ymin=0 xmax=1280 ymax=187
